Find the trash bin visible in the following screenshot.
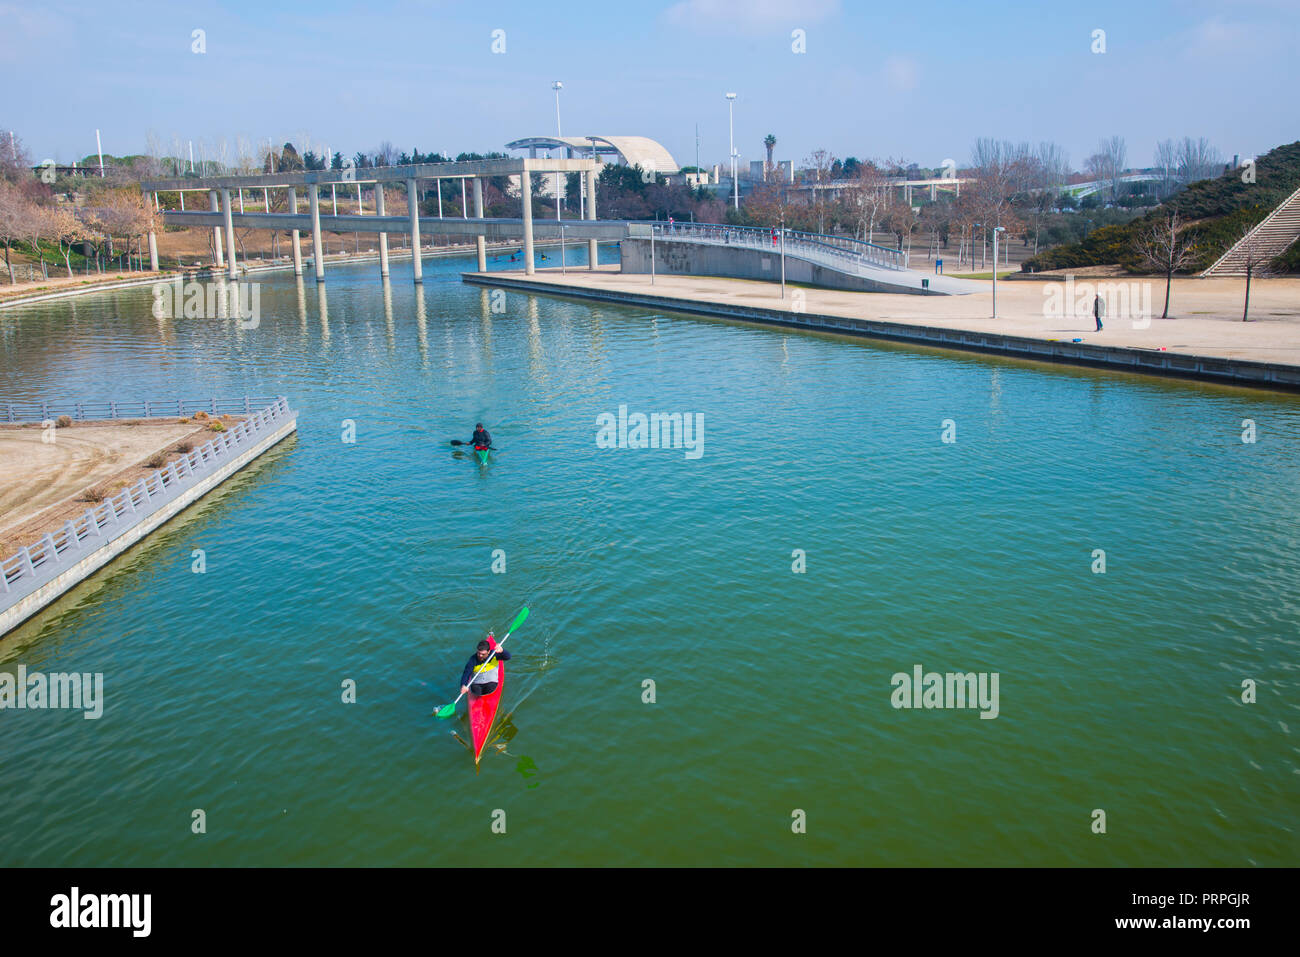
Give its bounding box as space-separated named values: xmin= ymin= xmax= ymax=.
xmin=922 ymin=278 xmax=930 ymax=290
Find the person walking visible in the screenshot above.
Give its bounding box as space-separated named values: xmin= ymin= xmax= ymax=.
xmin=1093 ymin=293 xmax=1104 ymax=332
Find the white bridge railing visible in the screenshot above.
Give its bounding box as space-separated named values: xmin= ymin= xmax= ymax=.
xmin=2 ymin=396 xmax=279 ymax=425
xmin=0 ymin=397 xmax=294 ymax=609
xmin=648 ymin=222 xmax=909 ymax=272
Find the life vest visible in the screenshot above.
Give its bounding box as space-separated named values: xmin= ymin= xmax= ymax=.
xmin=470 ymin=657 xmax=499 ymax=685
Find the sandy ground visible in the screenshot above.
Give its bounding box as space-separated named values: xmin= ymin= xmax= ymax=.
xmin=0 ymin=419 xmax=225 ymax=554
xmin=487 ymin=266 xmax=1300 ymax=365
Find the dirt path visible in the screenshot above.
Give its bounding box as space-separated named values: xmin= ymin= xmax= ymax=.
xmin=0 ymin=419 xmax=219 ymax=553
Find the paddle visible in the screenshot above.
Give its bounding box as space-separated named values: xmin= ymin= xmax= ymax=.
xmin=450 ymin=439 xmax=500 ymax=450
xmin=434 ymin=605 xmax=530 ymax=718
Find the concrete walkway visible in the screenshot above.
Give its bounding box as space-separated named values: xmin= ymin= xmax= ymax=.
xmin=470 ymin=266 xmax=1300 ymax=367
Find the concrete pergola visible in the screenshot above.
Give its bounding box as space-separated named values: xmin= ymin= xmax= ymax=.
xmin=140 ymin=156 xmax=606 ymax=282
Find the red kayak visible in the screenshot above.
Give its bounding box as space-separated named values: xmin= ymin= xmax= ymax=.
xmin=468 ymin=662 xmax=504 ymax=765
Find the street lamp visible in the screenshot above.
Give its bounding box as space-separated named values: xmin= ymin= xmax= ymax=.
xmin=779 ymin=218 xmax=786 ymax=300
xmin=553 ymin=81 xmax=564 ymax=223
xmin=992 ymin=226 xmax=1006 ymax=318
xmin=725 ymin=92 xmax=738 ymax=210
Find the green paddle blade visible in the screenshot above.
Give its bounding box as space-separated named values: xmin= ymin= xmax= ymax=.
xmin=507 ymin=605 xmax=530 ymax=633
xmin=434 ymin=702 xmax=457 ymax=719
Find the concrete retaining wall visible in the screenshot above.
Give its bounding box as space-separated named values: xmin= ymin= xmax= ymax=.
xmin=620 ymin=237 xmax=935 ymax=295
xmin=463 ymin=274 xmax=1300 ymax=393
xmin=0 ymin=413 xmax=297 ymax=637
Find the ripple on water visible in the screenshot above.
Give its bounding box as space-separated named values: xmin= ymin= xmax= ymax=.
xmin=1 ymin=258 xmax=1299 ymax=865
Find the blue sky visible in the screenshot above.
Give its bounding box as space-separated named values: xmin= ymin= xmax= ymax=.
xmin=4 ymin=0 xmax=1297 ymax=171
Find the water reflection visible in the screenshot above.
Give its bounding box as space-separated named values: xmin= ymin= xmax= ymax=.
xmin=383 ymin=280 xmax=395 ymax=353
xmin=414 ymin=284 xmax=428 ymax=367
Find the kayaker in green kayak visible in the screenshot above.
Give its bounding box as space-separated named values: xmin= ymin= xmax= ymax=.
xmin=460 ymin=632 xmax=511 ymax=697
xmin=470 ymin=423 xmax=492 ymax=450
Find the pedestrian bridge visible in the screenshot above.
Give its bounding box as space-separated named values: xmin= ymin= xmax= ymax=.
xmin=141 ymin=160 xmax=979 ymax=295
xmin=623 ymin=223 xmax=981 ymax=295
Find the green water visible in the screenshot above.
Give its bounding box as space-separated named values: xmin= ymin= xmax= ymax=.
xmin=1 ymin=250 xmax=1297 ymax=866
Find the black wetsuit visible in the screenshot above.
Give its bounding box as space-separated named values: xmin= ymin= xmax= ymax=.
xmin=471 ymin=428 xmax=491 ymax=449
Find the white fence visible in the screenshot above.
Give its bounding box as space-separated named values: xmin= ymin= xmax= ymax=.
xmin=648 ymin=222 xmax=909 ymax=272
xmin=2 ymin=396 xmax=278 ymax=425
xmin=0 ymin=397 xmax=294 ymax=608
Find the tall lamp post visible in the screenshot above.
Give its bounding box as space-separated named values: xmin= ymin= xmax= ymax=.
xmin=553 ymin=81 xmax=564 ymax=223
xmin=992 ymin=226 xmax=1005 ymax=318
xmin=779 ymin=218 xmax=786 ymax=299
xmin=725 ymin=92 xmax=738 ymax=210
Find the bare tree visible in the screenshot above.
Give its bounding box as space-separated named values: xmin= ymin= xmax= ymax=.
xmin=803 ymin=149 xmax=836 ymax=234
xmin=885 ymin=202 xmax=920 ymax=254
xmin=20 ymin=199 xmax=49 ymax=275
xmin=49 ymin=206 xmax=89 ymax=277
xmin=0 ymin=179 xmax=36 ymax=282
xmin=1235 ymin=222 xmax=1275 ymax=322
xmin=1023 ymin=142 xmax=1070 ymax=253
xmin=1133 ymin=212 xmax=1197 ymax=318
xmin=1087 ymin=136 xmax=1127 ymax=202
xmin=1175 ymin=136 xmax=1223 ymax=186
xmin=968 ymin=139 xmax=1025 ymax=265
xmin=1153 ymin=139 xmax=1178 ymax=199
xmin=235 ymin=136 xmax=256 ymax=174
xmin=0 ymin=126 xmax=33 ymax=180
xmin=843 ymin=160 xmax=891 ymax=243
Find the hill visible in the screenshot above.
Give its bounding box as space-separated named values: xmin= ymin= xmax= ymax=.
xmin=1023 ymin=141 xmax=1300 ymax=274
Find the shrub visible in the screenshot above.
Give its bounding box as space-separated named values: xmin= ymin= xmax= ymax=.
xmin=80 ymin=483 xmax=110 ymax=503
xmin=209 ymin=421 xmax=226 ymax=432
xmin=174 ymin=441 xmax=192 ymax=453
xmin=56 ymin=415 xmax=72 ymax=428
xmin=1025 ymin=139 xmax=1300 ymax=274
xmin=179 ymin=417 xmax=189 ymax=424
xmin=145 ymin=452 xmax=168 ymax=469
xmin=194 ymin=411 xmax=209 ymax=421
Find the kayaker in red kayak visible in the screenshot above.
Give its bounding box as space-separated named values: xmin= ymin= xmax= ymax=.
xmin=470 ymin=423 xmax=492 ymax=450
xmin=460 ymin=632 xmax=511 ymax=697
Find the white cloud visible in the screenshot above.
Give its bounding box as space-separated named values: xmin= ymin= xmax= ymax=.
xmin=0 ymin=3 xmax=63 ymax=60
xmin=664 ymin=0 xmax=840 ymax=33
xmin=882 ymin=56 xmax=920 ymax=92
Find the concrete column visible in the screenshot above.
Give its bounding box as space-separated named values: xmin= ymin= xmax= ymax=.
xmin=220 ymin=188 xmax=238 ymax=279
xmin=472 ymin=177 xmax=486 ymax=272
xmin=375 ymin=184 xmax=390 ymax=277
xmin=288 ymin=188 xmax=303 ymax=277
xmin=147 ymin=231 xmax=158 ymax=271
xmin=209 ymin=190 xmax=224 ymax=268
xmin=520 ymin=170 xmax=534 ymax=276
xmin=308 ymin=184 xmax=325 ymax=281
xmin=407 ymin=178 xmax=422 ymax=282
xmin=586 ymin=169 xmax=598 ymax=269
